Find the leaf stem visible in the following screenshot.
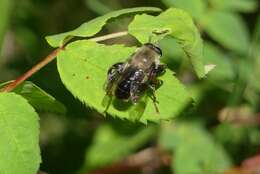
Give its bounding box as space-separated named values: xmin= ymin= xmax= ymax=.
xmin=0 ymin=48 xmax=62 ymax=92
xmin=0 ymin=31 xmax=129 ymax=92
xmin=89 ymin=31 xmax=128 ymax=42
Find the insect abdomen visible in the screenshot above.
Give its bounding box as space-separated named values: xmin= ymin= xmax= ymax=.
xmin=115 ymin=80 xmax=131 ymax=100
xmin=114 ymin=68 xmax=145 ymax=100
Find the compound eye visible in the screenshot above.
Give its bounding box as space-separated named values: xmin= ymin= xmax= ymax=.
xmin=154 ymin=46 xmax=162 ymax=56
xmin=144 ymin=43 xmax=162 ymax=56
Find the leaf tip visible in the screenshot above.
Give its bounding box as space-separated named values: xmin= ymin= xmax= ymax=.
xmin=204 ymin=64 xmax=217 ymax=75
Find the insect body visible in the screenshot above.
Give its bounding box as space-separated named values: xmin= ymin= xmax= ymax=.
xmin=104 ymin=43 xmax=166 ymax=113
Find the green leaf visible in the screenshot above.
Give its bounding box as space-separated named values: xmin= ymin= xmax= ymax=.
xmin=161 ymin=0 xmax=206 ymax=19
xmin=0 ymin=81 xmax=66 ymax=114
xmin=159 ymin=36 xmax=183 ymax=60
xmin=128 ymin=8 xmax=205 ymax=78
xmin=0 ymin=0 xmax=12 ymax=51
xmin=202 ymin=11 xmax=250 ymax=54
xmin=0 ymin=92 xmax=41 ymax=174
xmin=209 ymin=0 xmax=258 ymax=12
xmin=159 ymin=122 xmax=231 ymax=174
xmin=45 ymin=7 xmax=161 ymax=48
xmin=57 ymin=40 xmax=192 ymax=123
xmin=203 ymin=42 xmax=235 ymax=81
xmin=80 ymin=124 xmax=157 ymax=172
xmin=214 ymin=123 xmax=250 ymax=146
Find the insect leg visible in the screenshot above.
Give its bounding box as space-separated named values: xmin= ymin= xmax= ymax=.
xmin=149 ymin=63 xmax=166 ymax=89
xmin=129 ymin=69 xmax=146 ymax=103
xmin=149 ymin=84 xmax=160 ymax=114
xmin=147 ymin=64 xmax=166 ymax=114
xmin=154 ymin=64 xmax=167 ymax=76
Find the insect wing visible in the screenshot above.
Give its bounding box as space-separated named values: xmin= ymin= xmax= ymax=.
xmin=104 ymin=62 xmax=126 ymax=95
xmin=128 ymin=94 xmax=148 ymax=121
xmin=101 ymin=94 xmax=113 ymax=112
xmin=102 ymin=62 xmax=127 ymax=111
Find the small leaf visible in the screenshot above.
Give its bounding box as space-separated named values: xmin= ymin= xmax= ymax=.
xmin=0 ymin=93 xmax=41 ymax=174
xmin=202 ymin=11 xmax=250 ymax=53
xmin=159 ymin=122 xmax=232 ymax=174
xmin=57 ymin=40 xmax=192 ymax=123
xmin=161 ymin=0 xmax=206 ymax=19
xmin=45 ymin=7 xmax=161 ymax=47
xmin=80 ymin=124 xmax=157 ymax=172
xmin=204 ymin=64 xmax=216 ymax=75
xmin=209 ymin=0 xmax=258 ymax=12
xmin=128 ymin=8 xmax=205 ymax=78
xmin=0 ymin=81 xmax=66 ymax=114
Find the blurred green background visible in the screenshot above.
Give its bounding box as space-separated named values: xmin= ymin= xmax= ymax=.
xmin=1 ymin=0 xmax=260 ymax=174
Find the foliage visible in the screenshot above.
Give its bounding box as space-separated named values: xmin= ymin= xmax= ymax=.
xmin=46 ymin=7 xmax=161 ymax=47
xmin=0 ymin=81 xmax=66 ymax=114
xmin=128 ymin=8 xmax=205 ymax=78
xmin=160 ymin=122 xmax=231 ymax=174
xmin=80 ymin=123 xmax=157 ymax=172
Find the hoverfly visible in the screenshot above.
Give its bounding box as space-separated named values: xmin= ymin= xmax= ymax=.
xmin=103 ymin=42 xmax=166 ymax=115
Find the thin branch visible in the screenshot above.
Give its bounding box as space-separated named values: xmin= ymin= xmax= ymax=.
xmin=0 ymin=48 xmax=62 ymax=92
xmin=89 ymin=31 xmax=128 ymax=42
xmin=0 ymin=31 xmax=129 ymax=92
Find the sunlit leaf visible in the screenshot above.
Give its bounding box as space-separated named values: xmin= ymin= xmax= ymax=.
xmin=45 ymin=7 xmax=161 ymax=47
xmin=57 ymin=40 xmax=192 ymax=123
xmin=0 ymin=93 xmax=41 ymax=174
xmin=128 ymin=8 xmax=205 ymax=78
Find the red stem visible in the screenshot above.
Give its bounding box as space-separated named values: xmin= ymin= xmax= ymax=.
xmin=0 ymin=48 xmax=63 ymax=92
xmin=0 ymin=31 xmax=129 ymax=93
